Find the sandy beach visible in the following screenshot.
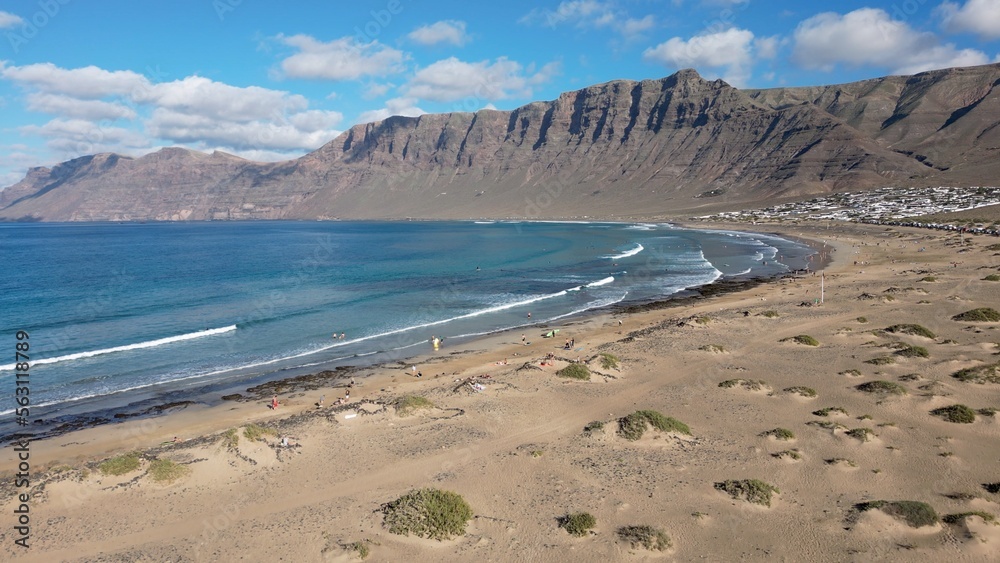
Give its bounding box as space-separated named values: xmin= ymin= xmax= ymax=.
xmin=2 ymin=221 xmax=999 ymax=562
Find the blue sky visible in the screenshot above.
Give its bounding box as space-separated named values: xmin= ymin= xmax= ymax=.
xmin=1 ymin=0 xmax=998 ymax=187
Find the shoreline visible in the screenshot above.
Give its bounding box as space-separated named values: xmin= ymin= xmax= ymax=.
xmin=4 ymin=220 xmax=1000 ymax=561
xmin=0 ymin=222 xmax=823 ymax=448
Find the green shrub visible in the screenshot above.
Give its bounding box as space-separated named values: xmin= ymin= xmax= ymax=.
xmin=865 ymin=356 xmax=896 ymax=365
xmin=381 ymin=488 xmax=473 ymax=540
xmin=244 ymin=423 xmax=278 ymax=442
xmin=221 ymin=428 xmax=239 ymax=449
xmin=978 ymin=408 xmax=997 ymax=417
xmin=98 ymin=452 xmax=142 ymax=476
xmin=784 ymin=386 xmax=817 ymax=398
xmin=898 ymin=373 xmax=921 ymax=381
xmin=616 ymin=525 xmax=671 ymax=551
xmin=952 ymin=308 xmax=1000 ymax=322
xmin=855 ymin=381 xmax=907 ymax=395
xmin=559 ymin=512 xmax=596 ymax=537
xmin=857 ymin=316 xmax=869 ymax=323
xmin=694 ymin=315 xmax=711 ymax=325
xmin=984 ymin=274 xmax=1000 ymax=282
xmin=930 ymin=404 xmax=977 ymax=423
xmin=617 ymin=410 xmax=690 ymax=441
xmin=760 ymin=428 xmax=795 ymax=440
xmin=599 ymin=353 xmax=620 ymax=370
xmin=781 ymin=334 xmax=819 ymax=346
xmin=346 ymin=541 xmax=370 ymax=559
xmin=557 ymin=363 xmax=591 ymax=380
xmin=714 ymin=479 xmax=779 ymax=507
xmin=813 ymin=407 xmax=848 ymax=417
xmin=920 ymin=276 xmax=937 ymax=282
xmin=942 ymin=511 xmax=996 ymax=525
xmin=583 ymin=420 xmax=605 ymax=433
xmin=895 ymin=344 xmax=929 ymax=358
xmin=395 ymin=395 xmax=434 ymax=416
xmin=761 ymin=310 xmax=779 ymax=318
xmin=855 ymin=500 xmax=939 ymax=528
xmin=884 ymin=324 xmax=936 ymax=338
xmin=719 ymin=378 xmax=768 ymax=390
xmin=846 ymin=428 xmax=876 ymax=442
xmin=147 ymin=459 xmax=189 ymax=483
xmin=951 ymin=362 xmax=1000 ymax=384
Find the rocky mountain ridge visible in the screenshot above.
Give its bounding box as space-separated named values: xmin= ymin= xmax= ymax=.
xmin=3 ymin=64 xmax=999 ymax=221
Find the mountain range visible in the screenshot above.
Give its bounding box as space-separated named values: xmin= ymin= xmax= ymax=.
xmin=2 ymin=63 xmax=999 ymax=222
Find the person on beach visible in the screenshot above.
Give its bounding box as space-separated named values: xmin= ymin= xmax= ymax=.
xmin=317 ymin=395 xmax=324 ymax=408
xmin=271 ymin=395 xmax=279 ymax=409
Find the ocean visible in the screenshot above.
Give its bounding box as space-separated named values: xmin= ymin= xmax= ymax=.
xmin=0 ymin=221 xmax=815 ymax=440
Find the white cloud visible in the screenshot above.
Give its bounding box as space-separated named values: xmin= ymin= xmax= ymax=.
xmin=0 ymin=62 xmax=149 ymax=98
xmin=26 ymin=92 xmax=137 ymax=121
xmin=0 ymin=10 xmax=24 ymax=28
xmin=755 ymin=36 xmax=780 ymax=60
xmin=643 ymin=28 xmax=755 ymax=85
xmin=364 ymin=82 xmax=394 ymax=99
xmin=356 ymin=97 xmax=426 ymax=124
xmin=939 ymin=0 xmax=1000 ymax=40
xmin=408 ymin=20 xmax=469 ymax=46
xmin=1 ymin=62 xmax=347 ymax=162
xmin=404 ymin=57 xmax=556 ymax=102
xmin=521 ymin=1 xmax=655 ymax=36
xmin=792 ymin=8 xmax=989 ymax=74
xmin=277 ymin=34 xmax=406 ymax=80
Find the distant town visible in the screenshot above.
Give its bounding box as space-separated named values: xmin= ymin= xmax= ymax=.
xmin=696 ymin=185 xmax=1000 ymax=234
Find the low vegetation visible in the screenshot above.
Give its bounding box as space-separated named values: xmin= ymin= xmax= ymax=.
xmin=978 ymin=408 xmax=997 ymax=417
xmin=846 ymin=428 xmax=876 ymax=442
xmin=983 ymin=274 xmax=1000 ymax=282
xmin=784 ymin=386 xmax=817 ymax=398
xmin=840 ymin=369 xmax=862 ymax=377
xmin=952 ymin=308 xmax=1000 ymax=322
xmin=808 ymin=420 xmax=847 ymax=431
xmin=559 ymin=512 xmax=596 ymax=537
xmin=825 ymin=458 xmax=857 ymax=467
xmin=98 ymin=452 xmax=142 ymax=476
xmin=760 ymin=310 xmax=779 ymax=318
xmin=856 ymin=316 xmax=869 ymax=323
xmin=346 ymin=540 xmax=371 ymax=560
xmin=395 ymin=395 xmax=434 ymax=416
xmin=714 ymin=479 xmax=779 ymax=507
xmin=920 ymin=276 xmax=937 ymax=282
xmin=760 ymin=428 xmax=795 ymax=441
xmin=147 ymin=459 xmax=189 ymax=483
xmin=884 ymin=324 xmax=936 ymax=339
xmin=583 ymin=420 xmax=604 ymax=434
xmin=694 ymin=315 xmax=712 ymax=325
xmin=381 ymin=488 xmax=473 ymax=540
xmin=865 ymin=356 xmax=896 ymax=365
xmin=895 ymin=344 xmax=929 ymax=358
xmin=718 ymin=378 xmax=768 ymax=391
xmin=855 ymin=500 xmax=939 ymax=528
xmin=772 ymin=449 xmax=802 ymax=460
xmin=856 ymin=381 xmax=907 ymax=395
xmin=930 ymin=404 xmax=977 ymax=423
xmin=616 ymin=525 xmax=671 ymax=551
xmin=813 ymin=407 xmax=848 ymax=417
xmin=221 ymin=428 xmax=239 ymax=449
xmin=599 ymin=353 xmax=619 ymax=370
xmin=984 ymin=483 xmax=1000 ymax=494
xmin=942 ymin=511 xmax=996 ymax=525
xmin=951 ymin=362 xmax=1000 ymax=384
xmin=617 ymin=410 xmax=690 ymax=441
xmin=243 ymin=423 xmax=278 ymax=442
xmin=699 ymin=344 xmax=726 ymax=353
xmin=780 ymin=334 xmax=819 ymax=346
xmin=557 ymin=363 xmax=591 ymax=380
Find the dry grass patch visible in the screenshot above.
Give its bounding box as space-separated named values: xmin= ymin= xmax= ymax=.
xmin=719 ymin=378 xmax=768 ymax=391
xmin=699 ymin=344 xmax=726 ymax=353
xmin=952 ymin=308 xmax=1000 ymax=322
xmin=617 ymin=410 xmax=690 ymax=441
xmin=244 ymin=423 xmax=278 ymax=442
xmin=780 ymin=334 xmax=819 ymax=346
xmin=98 ymin=452 xmax=142 ymax=476
xmin=856 ymin=381 xmax=907 ymax=397
xmin=855 ymin=501 xmax=939 ymax=528
xmin=951 ymin=362 xmax=1000 ymax=384
xmin=714 ymin=479 xmax=779 ymax=507
xmin=617 ymin=525 xmax=671 ymax=551
xmin=846 ymin=428 xmax=876 ymax=442
xmin=772 ymin=449 xmax=802 ymax=460
xmin=395 ymin=395 xmax=434 ymax=416
xmin=760 ymin=428 xmax=795 ymax=440
xmin=884 ymin=324 xmax=936 ymax=339
xmin=784 ymin=386 xmax=817 ymax=398
xmin=147 ymin=459 xmax=190 ymax=483
xmin=557 ymin=363 xmax=591 ymax=380
xmin=813 ymin=407 xmax=848 ymax=417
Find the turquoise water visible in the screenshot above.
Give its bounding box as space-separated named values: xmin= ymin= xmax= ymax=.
xmin=0 ymin=221 xmax=813 ymax=438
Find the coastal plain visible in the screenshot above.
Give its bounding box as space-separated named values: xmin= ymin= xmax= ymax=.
xmin=2 ymin=221 xmax=1000 ymax=562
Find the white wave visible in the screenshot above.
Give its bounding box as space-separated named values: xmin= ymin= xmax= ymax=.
xmin=567 ymin=286 xmax=583 ymax=292
xmin=473 ymin=221 xmax=494 ymax=224
xmin=547 ymin=292 xmax=629 ymax=322
xmin=0 ymin=325 xmax=237 ymax=372
xmin=586 ymin=276 xmax=615 ymax=288
xmin=732 ymin=267 xmax=752 ymax=276
xmin=606 ymin=243 xmax=644 ymax=260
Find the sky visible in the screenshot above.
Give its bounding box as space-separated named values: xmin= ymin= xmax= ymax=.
xmin=0 ymin=0 xmax=999 ymax=188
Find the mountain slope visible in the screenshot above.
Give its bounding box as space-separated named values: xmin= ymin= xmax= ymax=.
xmin=3 ymin=64 xmax=999 ymax=222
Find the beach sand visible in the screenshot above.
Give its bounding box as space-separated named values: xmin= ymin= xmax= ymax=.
xmin=2 ymin=221 xmax=999 ymax=562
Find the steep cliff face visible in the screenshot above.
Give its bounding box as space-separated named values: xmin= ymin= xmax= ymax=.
xmin=3 ymin=65 xmax=998 ymax=222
